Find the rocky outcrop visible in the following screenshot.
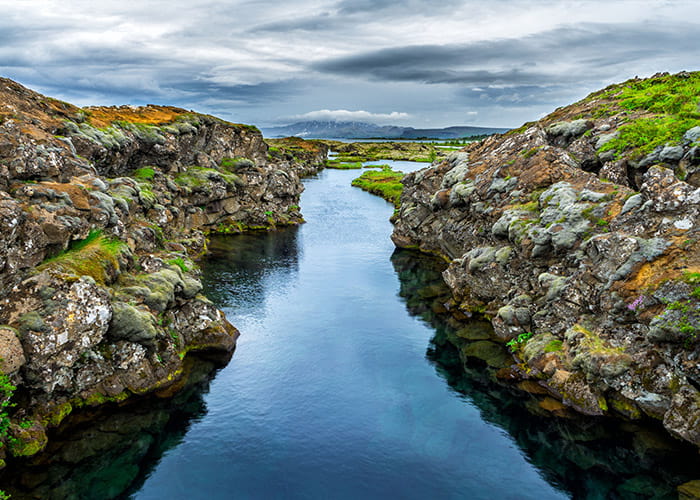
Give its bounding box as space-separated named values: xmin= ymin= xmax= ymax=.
xmin=0 ymin=77 xmax=327 ymax=464
xmin=392 ymin=71 xmax=700 ymax=448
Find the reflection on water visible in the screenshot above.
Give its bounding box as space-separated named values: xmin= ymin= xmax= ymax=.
xmin=0 ymin=357 xmax=223 ymax=500
xmin=391 ymin=249 xmax=700 ymax=500
xmin=202 ymin=227 xmax=300 ymax=309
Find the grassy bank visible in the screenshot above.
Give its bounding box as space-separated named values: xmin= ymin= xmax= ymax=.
xmin=351 ymin=166 xmax=404 ymax=207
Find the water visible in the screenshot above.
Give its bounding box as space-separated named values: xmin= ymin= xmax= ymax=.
xmin=134 ymin=163 xmax=568 ymax=499
xmin=363 ymin=159 xmax=432 ymax=170
xmin=4 ymin=162 xmax=700 ymax=499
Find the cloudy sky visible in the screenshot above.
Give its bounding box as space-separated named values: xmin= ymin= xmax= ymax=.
xmin=1 ymin=0 xmax=698 ymax=128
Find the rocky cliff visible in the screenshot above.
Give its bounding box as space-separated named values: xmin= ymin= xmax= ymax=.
xmin=0 ymin=78 xmax=327 ymax=465
xmin=392 ymin=71 xmax=700 ymax=448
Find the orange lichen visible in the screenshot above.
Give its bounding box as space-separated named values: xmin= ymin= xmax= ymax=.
xmin=83 ymin=105 xmax=189 ymax=128
xmin=39 ymin=182 xmax=91 ymax=210
xmin=620 ymin=245 xmax=700 ymax=295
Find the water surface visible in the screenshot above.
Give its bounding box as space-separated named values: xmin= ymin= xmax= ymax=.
xmin=134 ymin=164 xmax=568 ymax=499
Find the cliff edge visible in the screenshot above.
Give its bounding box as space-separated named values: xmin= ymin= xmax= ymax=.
xmin=392 ymin=71 xmax=700 ymax=447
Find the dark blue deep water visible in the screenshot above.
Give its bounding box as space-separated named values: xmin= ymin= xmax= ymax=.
xmin=4 ymin=165 xmax=700 ymax=499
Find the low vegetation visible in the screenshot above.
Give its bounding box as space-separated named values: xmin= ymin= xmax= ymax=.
xmin=351 ymin=166 xmax=404 ymax=207
xmin=320 ymin=141 xmax=439 ymax=163
xmin=594 ymin=72 xmax=700 ymax=158
xmin=325 ymin=159 xmax=363 ymax=169
xmin=38 ymin=230 xmax=127 ymax=284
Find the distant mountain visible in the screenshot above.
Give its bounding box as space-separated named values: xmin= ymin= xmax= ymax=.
xmin=260 ymin=121 xmax=509 ymax=139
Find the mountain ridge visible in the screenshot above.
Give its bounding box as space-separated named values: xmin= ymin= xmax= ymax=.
xmin=261 ymin=120 xmax=509 ymax=139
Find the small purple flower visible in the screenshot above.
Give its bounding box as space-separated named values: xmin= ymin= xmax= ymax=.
xmin=627 ymin=296 xmax=644 ymax=311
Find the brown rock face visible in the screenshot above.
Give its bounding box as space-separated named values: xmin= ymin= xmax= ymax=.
xmin=392 ymin=71 xmax=700 ymax=448
xmin=0 ymin=326 xmax=24 ymax=374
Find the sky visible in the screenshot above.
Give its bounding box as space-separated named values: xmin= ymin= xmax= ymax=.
xmin=1 ymin=0 xmax=698 ymax=129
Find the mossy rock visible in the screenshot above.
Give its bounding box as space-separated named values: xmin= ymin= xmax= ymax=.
xmin=132 ymin=268 xmax=185 ymax=312
xmin=521 ymin=332 xmax=559 ymax=363
xmin=454 ymin=321 xmax=492 ymax=340
xmin=8 ymin=423 xmax=48 ymax=458
xmin=108 ymin=302 xmax=157 ymax=343
xmin=679 ymin=480 xmax=700 ymax=500
xmin=44 ymin=401 xmax=73 ymax=427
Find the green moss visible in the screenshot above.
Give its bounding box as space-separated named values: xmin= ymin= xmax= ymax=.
xmin=38 ymin=230 xmax=127 ymax=284
xmin=44 ymin=402 xmax=73 ymax=428
xmin=521 ymin=146 xmax=541 ymax=159
xmin=8 ymin=433 xmax=46 ymax=457
xmin=77 ymin=390 xmax=130 ymax=408
xmin=351 ymin=166 xmax=404 ymax=207
xmin=597 ymin=72 xmax=700 ymax=159
xmin=609 ymin=396 xmax=643 ymax=419
xmin=598 ymin=396 xmax=609 ymax=412
xmin=175 ymin=166 xmax=242 ymax=190
xmin=682 ymin=272 xmax=700 ymax=285
xmin=510 ymin=200 xmax=539 ymax=212
xmin=132 ymin=167 xmax=156 ymax=181
xmin=573 ymin=324 xmax=625 ymax=355
xmin=220 ymin=157 xmax=254 ymax=171
xmin=544 ymin=340 xmax=563 ymax=352
xmin=166 ymin=257 xmax=190 ymax=273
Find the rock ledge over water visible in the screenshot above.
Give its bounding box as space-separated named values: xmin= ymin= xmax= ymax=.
xmin=393 ymin=71 xmax=700 ymax=448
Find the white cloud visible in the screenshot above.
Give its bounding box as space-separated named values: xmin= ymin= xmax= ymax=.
xmin=287 ymin=109 xmax=411 ymax=124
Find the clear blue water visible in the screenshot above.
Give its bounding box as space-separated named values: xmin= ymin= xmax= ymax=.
xmin=362 ymin=159 xmax=433 ymax=170
xmin=132 ymin=165 xmax=568 ymax=499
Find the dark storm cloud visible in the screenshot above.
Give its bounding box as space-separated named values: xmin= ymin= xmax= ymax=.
xmin=312 ymin=22 xmax=698 ymax=85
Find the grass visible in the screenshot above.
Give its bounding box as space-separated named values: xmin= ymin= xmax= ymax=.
xmin=351 ymin=166 xmax=404 ymax=207
xmin=325 ymin=160 xmax=363 ymax=169
xmin=320 ymin=141 xmax=437 ymax=162
xmin=597 ymin=72 xmax=700 ymax=159
xmin=38 ymin=229 xmax=127 ymax=284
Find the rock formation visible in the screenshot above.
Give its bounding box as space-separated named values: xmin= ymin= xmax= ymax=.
xmin=0 ymin=77 xmax=327 ymax=465
xmin=392 ymin=71 xmax=700 ymax=448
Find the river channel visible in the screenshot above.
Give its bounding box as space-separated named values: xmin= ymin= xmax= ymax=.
xmin=133 ymin=164 xmax=700 ymax=499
